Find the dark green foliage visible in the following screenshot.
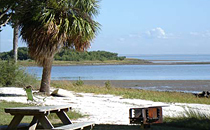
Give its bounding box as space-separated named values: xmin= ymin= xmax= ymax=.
xmin=0 ymin=51 xmax=13 ymax=60
xmin=0 ymin=60 xmax=38 ymax=87
xmin=55 ymin=50 xmax=126 ymax=61
xmin=0 ymin=47 xmax=126 ymax=61
xmin=0 ymin=47 xmax=30 ymax=60
xmin=18 ymin=47 xmax=30 ymax=60
xmin=0 ymin=0 xmax=13 ymax=30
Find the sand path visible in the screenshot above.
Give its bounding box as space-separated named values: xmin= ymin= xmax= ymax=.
xmin=0 ymin=87 xmax=210 ymax=124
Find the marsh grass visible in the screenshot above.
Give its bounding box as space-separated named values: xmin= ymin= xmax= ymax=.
xmin=51 ymin=80 xmax=210 ymax=104
xmin=164 ymin=108 xmax=210 ymax=130
xmin=17 ymin=58 xmax=151 ymax=66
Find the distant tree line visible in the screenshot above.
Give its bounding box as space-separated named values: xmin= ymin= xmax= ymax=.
xmin=0 ymin=47 xmax=126 ymax=61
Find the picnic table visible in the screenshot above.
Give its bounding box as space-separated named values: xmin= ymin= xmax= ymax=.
xmin=5 ymin=105 xmax=94 ymax=130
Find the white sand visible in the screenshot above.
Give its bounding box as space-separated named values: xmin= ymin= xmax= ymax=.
xmin=1 ymin=87 xmax=210 ymax=124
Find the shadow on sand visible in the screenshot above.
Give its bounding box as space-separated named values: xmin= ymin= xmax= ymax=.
xmin=0 ymin=93 xmax=24 ymax=97
xmin=93 ymin=124 xmax=195 ymax=130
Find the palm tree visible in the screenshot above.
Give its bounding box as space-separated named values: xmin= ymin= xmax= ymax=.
xmin=13 ymin=24 xmax=19 ymax=63
xmin=18 ymin=0 xmax=100 ymax=95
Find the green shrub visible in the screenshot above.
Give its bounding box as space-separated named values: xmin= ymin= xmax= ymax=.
xmin=105 ymin=81 xmax=111 ymax=89
xmin=0 ymin=60 xmax=39 ymax=87
xmin=73 ymin=77 xmax=84 ymax=86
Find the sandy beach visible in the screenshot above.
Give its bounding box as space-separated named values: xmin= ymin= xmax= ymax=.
xmin=1 ymin=87 xmax=210 ymax=125
xmin=70 ymin=80 xmax=210 ymax=93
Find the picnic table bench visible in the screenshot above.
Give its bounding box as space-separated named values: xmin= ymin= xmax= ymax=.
xmin=5 ymin=105 xmax=94 ymax=130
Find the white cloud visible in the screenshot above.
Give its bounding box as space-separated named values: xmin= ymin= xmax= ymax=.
xmin=146 ymin=27 xmax=167 ymax=39
xmin=190 ymin=32 xmax=199 ymax=36
xmin=118 ymin=38 xmax=125 ymax=42
xmin=190 ymin=30 xmax=210 ymax=38
xmin=202 ymin=30 xmax=210 ymax=37
xmin=115 ymin=28 xmax=174 ymax=44
xmin=128 ymin=34 xmax=141 ymax=38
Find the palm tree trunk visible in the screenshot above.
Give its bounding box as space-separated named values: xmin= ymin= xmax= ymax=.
xmin=13 ymin=24 xmax=19 ymax=63
xmin=40 ymin=58 xmax=53 ymax=95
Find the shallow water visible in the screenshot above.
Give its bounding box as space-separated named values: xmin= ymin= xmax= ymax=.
xmin=131 ymin=86 xmax=201 ymax=93
xmin=26 ymin=64 xmax=210 ymax=80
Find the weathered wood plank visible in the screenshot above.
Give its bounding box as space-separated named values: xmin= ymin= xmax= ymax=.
xmin=56 ymin=111 xmax=72 ymax=125
xmin=53 ymin=121 xmax=95 ymax=130
xmin=51 ymin=89 xmax=75 ymax=98
xmin=6 ymin=115 xmax=24 ymax=130
xmin=5 ymin=105 xmax=72 ymax=115
xmin=36 ymin=115 xmax=54 ymax=129
xmin=29 ymin=116 xmax=39 ymax=130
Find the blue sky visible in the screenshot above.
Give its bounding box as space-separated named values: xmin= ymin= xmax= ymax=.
xmin=1 ymin=0 xmax=210 ymax=54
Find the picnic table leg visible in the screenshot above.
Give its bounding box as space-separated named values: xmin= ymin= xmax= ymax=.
xmin=56 ymin=110 xmax=72 ymax=125
xmin=29 ymin=116 xmax=39 ymax=130
xmin=6 ymin=115 xmax=24 ymax=130
xmin=36 ymin=115 xmax=54 ymax=129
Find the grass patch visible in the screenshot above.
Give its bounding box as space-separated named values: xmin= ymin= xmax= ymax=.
xmin=51 ymin=80 xmax=210 ymax=105
xmin=0 ymin=101 xmax=84 ymax=126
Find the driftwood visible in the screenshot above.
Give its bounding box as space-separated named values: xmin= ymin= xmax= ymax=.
xmin=193 ymin=91 xmax=210 ymax=98
xmin=51 ymin=89 xmax=75 ymax=98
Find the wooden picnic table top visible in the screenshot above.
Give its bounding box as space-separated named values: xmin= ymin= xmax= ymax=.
xmin=5 ymin=105 xmax=72 ymax=115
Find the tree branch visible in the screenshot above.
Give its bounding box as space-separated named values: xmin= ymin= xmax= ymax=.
xmin=0 ymin=14 xmax=12 ymax=28
xmin=0 ymin=6 xmax=11 ymax=19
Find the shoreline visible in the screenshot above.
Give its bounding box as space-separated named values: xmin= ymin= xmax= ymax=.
xmin=64 ymin=80 xmax=210 ymax=93
xmin=17 ymin=59 xmax=210 ymax=66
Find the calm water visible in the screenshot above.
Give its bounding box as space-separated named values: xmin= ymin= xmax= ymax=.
xmin=26 ymin=64 xmax=210 ymax=80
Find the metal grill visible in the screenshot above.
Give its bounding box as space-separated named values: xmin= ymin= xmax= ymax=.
xmin=129 ymin=106 xmax=163 ymax=125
